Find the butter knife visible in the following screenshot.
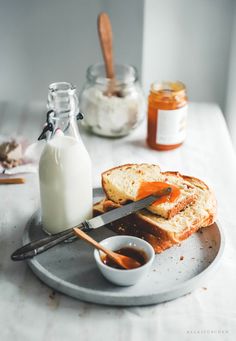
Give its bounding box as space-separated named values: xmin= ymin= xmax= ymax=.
xmin=11 ymin=187 xmax=171 ymax=261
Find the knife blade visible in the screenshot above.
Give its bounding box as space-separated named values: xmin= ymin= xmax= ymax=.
xmin=11 ymin=187 xmax=171 ymax=261
xmin=86 ymin=187 xmax=171 ymax=229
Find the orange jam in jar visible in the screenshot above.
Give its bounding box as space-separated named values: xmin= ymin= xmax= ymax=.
xmin=147 ymin=81 xmax=188 ymax=151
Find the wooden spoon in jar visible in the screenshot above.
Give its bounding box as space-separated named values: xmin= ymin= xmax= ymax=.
xmin=97 ymin=12 xmax=122 ymax=97
xmin=73 ymin=227 xmax=141 ymax=270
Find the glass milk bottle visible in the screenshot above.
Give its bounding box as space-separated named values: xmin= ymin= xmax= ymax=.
xmin=39 ymin=82 xmax=93 ymax=234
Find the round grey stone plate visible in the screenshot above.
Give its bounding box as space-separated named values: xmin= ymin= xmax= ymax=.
xmin=23 ymin=188 xmax=224 ymax=306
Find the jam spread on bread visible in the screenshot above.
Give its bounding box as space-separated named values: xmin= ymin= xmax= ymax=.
xmin=137 ymin=182 xmax=180 ymax=205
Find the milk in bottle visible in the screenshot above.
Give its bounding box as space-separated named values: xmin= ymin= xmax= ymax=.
xmin=39 ymin=82 xmax=92 ymax=234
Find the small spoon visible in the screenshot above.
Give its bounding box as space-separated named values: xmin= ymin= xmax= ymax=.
xmin=73 ymin=227 xmax=141 ymax=270
xmin=97 ymin=12 xmax=122 ymax=97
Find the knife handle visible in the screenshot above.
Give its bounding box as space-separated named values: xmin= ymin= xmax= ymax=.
xmin=11 ymin=223 xmax=88 ymax=261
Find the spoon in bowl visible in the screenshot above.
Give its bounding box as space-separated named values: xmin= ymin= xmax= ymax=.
xmin=73 ymin=227 xmax=141 ymax=270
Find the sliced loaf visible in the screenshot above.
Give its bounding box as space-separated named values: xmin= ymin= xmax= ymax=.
xmin=95 ymin=174 xmax=217 ymax=253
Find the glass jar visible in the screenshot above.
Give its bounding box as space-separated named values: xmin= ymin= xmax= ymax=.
xmin=38 ymin=82 xmax=92 ymax=234
xmin=147 ymin=81 xmax=188 ymax=151
xmin=80 ymin=64 xmax=146 ymax=137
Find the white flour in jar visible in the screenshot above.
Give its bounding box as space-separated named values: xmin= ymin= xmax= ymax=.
xmin=80 ymin=87 xmax=146 ymax=137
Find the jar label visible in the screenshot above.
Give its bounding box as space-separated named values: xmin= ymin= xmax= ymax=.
xmin=156 ymin=106 xmax=187 ymax=145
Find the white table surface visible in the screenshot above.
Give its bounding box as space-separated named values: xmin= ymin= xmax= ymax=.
xmin=0 ymin=102 xmax=236 ymax=341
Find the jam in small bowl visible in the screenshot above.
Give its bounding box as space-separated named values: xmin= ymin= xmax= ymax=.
xmin=94 ymin=235 xmax=155 ymax=286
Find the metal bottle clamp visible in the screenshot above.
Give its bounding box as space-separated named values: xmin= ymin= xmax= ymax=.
xmin=38 ymin=110 xmax=84 ymax=141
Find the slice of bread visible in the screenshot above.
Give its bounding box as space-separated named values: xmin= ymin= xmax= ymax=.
xmin=102 ymin=164 xmax=197 ymax=219
xmin=95 ymin=174 xmax=217 ymax=253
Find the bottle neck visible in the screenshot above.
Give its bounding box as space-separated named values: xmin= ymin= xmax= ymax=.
xmin=48 ymin=82 xmax=79 ymax=117
xmin=38 ymin=82 xmax=83 ymax=141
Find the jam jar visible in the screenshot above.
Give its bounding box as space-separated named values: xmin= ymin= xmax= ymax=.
xmin=80 ymin=64 xmax=146 ymax=137
xmin=147 ymin=81 xmax=188 ymax=150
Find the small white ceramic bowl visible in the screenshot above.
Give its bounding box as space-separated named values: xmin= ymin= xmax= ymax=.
xmin=94 ymin=235 xmax=155 ymax=286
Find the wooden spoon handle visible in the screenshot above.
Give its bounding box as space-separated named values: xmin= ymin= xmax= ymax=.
xmin=73 ymin=227 xmax=114 ymax=258
xmin=97 ymin=12 xmax=114 ymax=79
xmin=0 ymin=177 xmax=25 ymax=184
